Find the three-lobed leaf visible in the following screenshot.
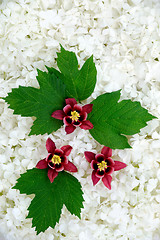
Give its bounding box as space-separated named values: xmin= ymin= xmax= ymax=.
xmin=48 ymin=45 xmax=97 ymax=101
xmin=13 ymin=168 xmax=84 ymax=234
xmin=88 ymin=90 xmax=156 ymax=149
xmin=4 ymin=71 xmax=67 ymax=135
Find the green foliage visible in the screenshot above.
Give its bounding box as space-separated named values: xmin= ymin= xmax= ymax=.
xmin=3 ymin=71 xmax=67 ymax=135
xmin=88 ymin=90 xmax=156 ymax=149
xmin=47 ymin=45 xmax=97 ymax=101
xmin=4 ymin=46 xmax=97 ymax=135
xmin=3 ymin=46 xmax=156 ymax=149
xmin=13 ymin=168 xmax=84 ymax=234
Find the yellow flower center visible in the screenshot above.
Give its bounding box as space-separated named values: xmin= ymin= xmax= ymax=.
xmin=97 ymin=161 xmax=107 ymax=171
xmin=51 ymin=155 xmax=61 ymax=165
xmin=70 ymin=111 xmax=80 ymax=122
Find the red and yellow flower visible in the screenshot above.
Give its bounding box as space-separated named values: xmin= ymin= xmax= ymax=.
xmin=36 ymin=138 xmax=77 ymax=183
xmin=84 ymin=146 xmax=127 ymax=189
xmin=51 ymin=98 xmax=93 ymax=134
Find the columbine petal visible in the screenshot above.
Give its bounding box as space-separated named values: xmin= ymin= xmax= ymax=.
xmin=48 ymin=169 xmax=58 ymax=183
xmin=102 ymin=174 xmax=112 ymax=189
xmin=84 ymin=151 xmax=95 ymax=163
xmin=65 ymin=125 xmax=76 ymax=134
xmin=101 ymin=146 xmax=112 ymax=158
xmin=63 ymin=105 xmax=72 ymax=115
xmin=91 ymin=160 xmax=98 ymax=170
xmin=106 ymin=157 xmax=115 ymax=167
xmin=92 ymin=170 xmax=100 ymax=185
xmin=36 ymin=159 xmax=48 ymax=169
xmin=64 ymin=161 xmax=78 ymax=172
xmin=48 ymin=162 xmax=55 ymax=169
xmin=51 ymin=110 xmax=65 ymax=120
xmin=61 ymin=145 xmax=72 ymax=156
xmin=73 ymin=121 xmax=81 ymax=126
xmin=114 ymin=161 xmax=127 ymax=171
xmin=73 ymin=104 xmax=82 ymax=113
xmin=46 ymin=138 xmax=56 ymax=153
xmin=95 ymin=154 xmax=104 ymax=162
xmin=65 ymin=98 xmax=77 ymax=107
xmin=55 ymin=164 xmax=64 ymax=172
xmin=46 ymin=153 xmax=53 ymax=162
xmin=80 ymin=120 xmax=93 ymax=130
xmin=79 ymin=112 xmax=87 ymax=121
xmin=63 ymin=116 xmax=72 ymax=126
xmin=54 ymin=149 xmax=63 ymax=156
xmin=60 ymin=155 xmax=68 ymax=164
xmin=82 ymin=104 xmax=93 ymax=114
xmin=105 ymin=166 xmax=114 ymax=175
xmin=95 ymin=170 xmax=105 ymax=178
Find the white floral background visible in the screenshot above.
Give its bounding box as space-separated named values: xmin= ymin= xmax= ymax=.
xmin=1 ymin=0 xmax=160 ymax=239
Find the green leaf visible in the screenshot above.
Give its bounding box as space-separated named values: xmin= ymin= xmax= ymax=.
xmin=48 ymin=45 xmax=97 ymax=101
xmin=3 ymin=71 xmax=67 ymax=135
xmin=88 ymin=90 xmax=157 ymax=149
xmin=13 ymin=168 xmax=84 ymax=234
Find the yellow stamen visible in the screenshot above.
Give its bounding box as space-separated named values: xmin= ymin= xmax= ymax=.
xmin=97 ymin=161 xmax=107 ymax=171
xmin=51 ymin=155 xmax=61 ymax=165
xmin=70 ymin=111 xmax=80 ymax=122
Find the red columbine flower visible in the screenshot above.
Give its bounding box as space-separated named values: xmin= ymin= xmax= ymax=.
xmin=84 ymin=147 xmax=127 ymax=190
xmin=36 ymin=138 xmax=77 ymax=183
xmin=51 ymin=98 xmax=93 ymax=134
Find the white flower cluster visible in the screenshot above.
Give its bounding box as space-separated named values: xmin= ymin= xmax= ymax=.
xmin=1 ymin=0 xmax=160 ymax=239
